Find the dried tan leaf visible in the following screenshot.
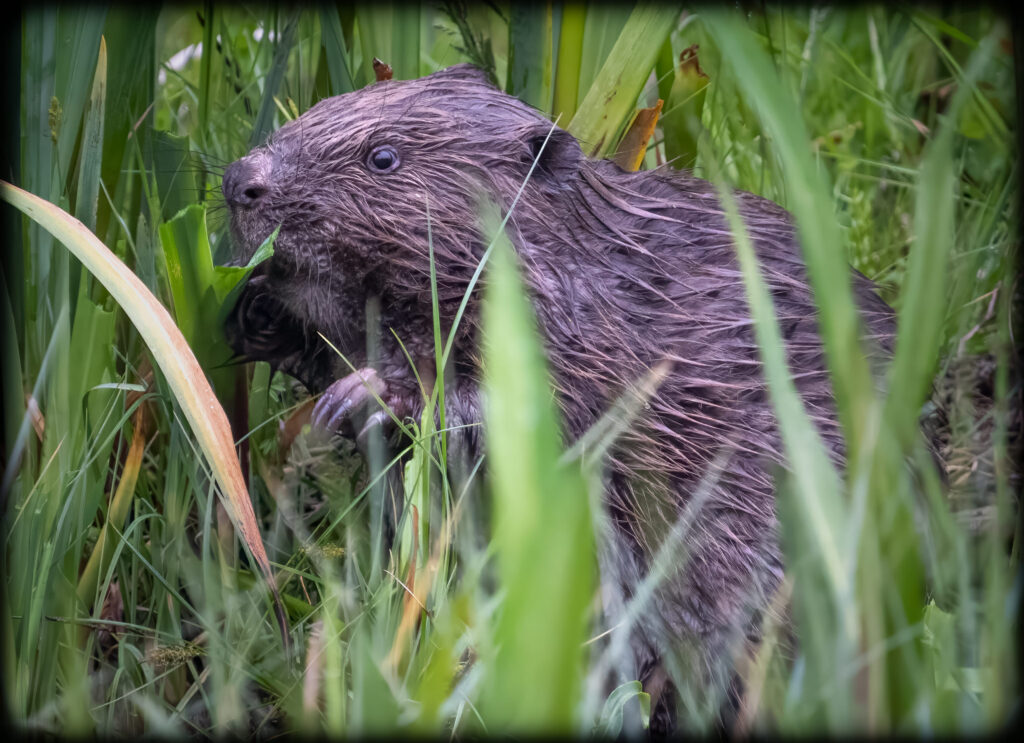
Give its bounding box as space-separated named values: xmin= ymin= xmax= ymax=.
xmin=373 ymin=57 xmax=393 ymax=81
xmin=613 ymin=99 xmax=663 ymax=172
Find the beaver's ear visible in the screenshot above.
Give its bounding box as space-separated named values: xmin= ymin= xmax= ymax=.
xmin=526 ymin=125 xmax=582 ymax=185
xmin=432 ymin=63 xmax=494 ymax=87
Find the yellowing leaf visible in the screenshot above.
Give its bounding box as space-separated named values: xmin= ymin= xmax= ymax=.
xmin=612 ymin=99 xmax=663 ymax=172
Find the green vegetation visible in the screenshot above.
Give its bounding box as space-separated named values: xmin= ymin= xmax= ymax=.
xmin=2 ymin=3 xmax=1018 ymax=737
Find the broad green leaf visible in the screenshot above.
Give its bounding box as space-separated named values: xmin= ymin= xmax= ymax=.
xmin=159 ymin=204 xmax=218 ymax=354
xmin=151 ymin=131 xmax=197 ymax=225
xmin=159 ymin=205 xmax=273 ymax=400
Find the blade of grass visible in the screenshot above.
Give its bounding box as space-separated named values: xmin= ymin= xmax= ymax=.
xmin=702 ymin=10 xmax=878 ymax=460
xmin=76 ymin=401 xmax=146 ymax=610
xmin=576 ymin=2 xmax=634 ymax=109
xmin=390 ymin=1 xmax=421 ymax=81
xmin=355 ymin=2 xmax=393 ymax=87
xmin=96 ymin=7 xmax=156 ymax=249
xmin=53 ymin=6 xmax=107 ymax=186
xmin=0 ymin=181 xmax=290 ymax=653
xmin=476 ymin=208 xmax=594 ymax=733
xmin=198 ymin=2 xmax=214 ymax=153
xmin=551 ymin=1 xmax=585 ymax=124
xmin=250 ymin=11 xmax=300 ymax=148
xmin=569 ymin=2 xmax=682 ymax=157
xmin=320 ymin=7 xmax=356 ymax=95
xmin=73 ymin=35 xmax=106 ymax=235
xmin=884 ymin=34 xmax=997 ymax=448
xmin=507 ymin=1 xmax=553 ymax=112
xmin=703 ymin=143 xmax=858 ymax=728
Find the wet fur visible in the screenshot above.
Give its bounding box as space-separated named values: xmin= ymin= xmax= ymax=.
xmin=224 ymin=64 xmax=897 ymax=731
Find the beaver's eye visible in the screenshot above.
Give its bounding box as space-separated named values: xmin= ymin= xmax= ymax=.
xmin=367 ymin=145 xmax=400 ymax=173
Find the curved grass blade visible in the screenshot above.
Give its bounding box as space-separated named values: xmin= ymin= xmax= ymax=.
xmin=0 ymin=180 xmax=290 ymax=652
xmin=76 ymin=397 xmax=146 ymax=610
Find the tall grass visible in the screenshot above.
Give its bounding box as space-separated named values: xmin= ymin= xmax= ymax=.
xmin=2 ymin=3 xmax=1018 ymax=737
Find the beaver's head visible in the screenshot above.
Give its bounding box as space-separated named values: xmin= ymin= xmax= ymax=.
xmin=222 ymin=63 xmax=581 ymax=342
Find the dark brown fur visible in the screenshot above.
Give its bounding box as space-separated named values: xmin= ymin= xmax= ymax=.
xmin=223 ymin=64 xmax=898 ymax=731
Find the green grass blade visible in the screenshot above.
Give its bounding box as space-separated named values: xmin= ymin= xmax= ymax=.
xmin=884 ymin=35 xmax=997 ymax=448
xmin=702 ymin=10 xmax=877 ymax=454
xmin=73 ymin=36 xmax=106 ymax=235
xmin=551 ymin=1 xmax=586 ymax=124
xmin=355 ymin=2 xmax=393 ymax=86
xmin=320 ymin=7 xmax=357 ymax=95
xmin=0 ymin=181 xmax=289 ymax=653
xmin=250 ymin=11 xmax=300 ymax=148
xmin=507 ymin=1 xmax=553 ymax=112
xmin=96 ymin=6 xmax=156 ymax=247
xmin=576 ymin=2 xmax=634 ymax=109
xmin=53 ymin=6 xmax=107 ymax=187
xmin=705 ymin=148 xmax=858 ymax=729
xmin=390 ymin=1 xmax=421 ymax=81
xmin=568 ymin=2 xmax=681 ymax=157
xmin=198 ymin=2 xmax=214 ymax=150
xmin=477 ymin=209 xmax=594 ymax=733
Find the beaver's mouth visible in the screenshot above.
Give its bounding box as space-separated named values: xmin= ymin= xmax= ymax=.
xmin=226 ymin=207 xmax=273 ymax=260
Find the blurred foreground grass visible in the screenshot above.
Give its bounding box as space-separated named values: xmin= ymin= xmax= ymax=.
xmin=2 ymin=3 xmax=1019 ymax=737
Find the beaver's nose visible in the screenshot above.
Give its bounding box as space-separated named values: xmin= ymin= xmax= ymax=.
xmin=223 ymin=160 xmax=269 ymax=209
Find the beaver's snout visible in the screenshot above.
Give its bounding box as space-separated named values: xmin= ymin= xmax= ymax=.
xmin=223 ymin=155 xmax=271 ymax=209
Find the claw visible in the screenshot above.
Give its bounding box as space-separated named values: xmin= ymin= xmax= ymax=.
xmin=355 ymin=409 xmax=390 ymax=452
xmin=311 ymin=368 xmax=385 ymax=434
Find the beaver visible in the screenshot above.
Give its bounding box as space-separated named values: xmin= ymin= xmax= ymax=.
xmin=222 ymin=63 xmax=899 ymax=731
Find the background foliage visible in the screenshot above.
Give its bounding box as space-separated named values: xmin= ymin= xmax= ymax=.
xmin=2 ymin=3 xmax=1019 ymax=737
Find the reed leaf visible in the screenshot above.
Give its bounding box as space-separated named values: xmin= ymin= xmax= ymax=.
xmin=507 ymin=1 xmax=552 ymax=112
xmin=477 ymin=213 xmax=594 ymax=733
xmin=0 ymin=181 xmax=289 ymax=651
xmin=320 ymin=7 xmax=357 ymax=95
xmin=569 ymin=2 xmax=681 ymax=157
xmin=551 ymin=2 xmax=586 ymax=124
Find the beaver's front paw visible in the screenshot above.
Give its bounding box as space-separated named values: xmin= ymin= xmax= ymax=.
xmin=310 ymin=367 xmax=407 ymax=449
